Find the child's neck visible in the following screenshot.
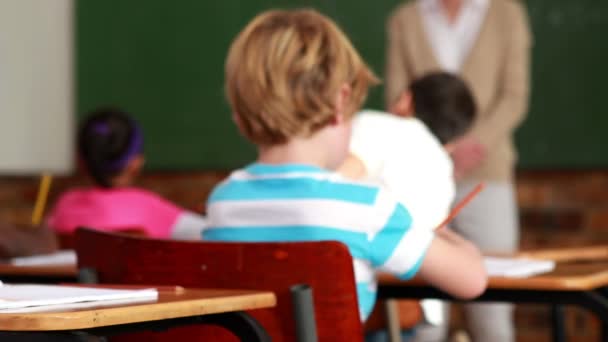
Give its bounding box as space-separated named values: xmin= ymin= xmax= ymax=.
xmin=110 ymin=174 xmax=134 ymax=188
xmin=257 ymin=136 xmax=331 ymax=170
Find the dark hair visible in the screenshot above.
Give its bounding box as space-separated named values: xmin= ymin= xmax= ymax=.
xmin=78 ymin=108 xmax=143 ymax=188
xmin=410 ymin=72 xmax=476 ymax=145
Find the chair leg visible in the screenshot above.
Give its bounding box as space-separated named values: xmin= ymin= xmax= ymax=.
xmin=385 ymin=299 xmax=402 ymax=342
xmin=291 ymin=284 xmax=318 ymax=342
xmin=77 ymin=268 xmax=98 ymax=284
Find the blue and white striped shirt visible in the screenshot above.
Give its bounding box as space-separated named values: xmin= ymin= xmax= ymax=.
xmin=204 ymin=163 xmax=434 ymax=320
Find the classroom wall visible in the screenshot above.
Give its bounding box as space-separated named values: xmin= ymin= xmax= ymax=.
xmin=0 ymin=170 xmax=605 ymax=341
xmin=0 ymin=0 xmax=73 ymax=175
xmin=3 ymin=170 xmax=606 ymax=247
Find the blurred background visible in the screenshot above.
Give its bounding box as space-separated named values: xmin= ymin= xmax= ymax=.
xmin=0 ymin=1 xmax=607 ymax=340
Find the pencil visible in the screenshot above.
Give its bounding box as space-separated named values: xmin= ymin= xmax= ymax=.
xmin=435 ymin=182 xmax=485 ymax=231
xmin=32 ymin=173 xmax=53 ymax=226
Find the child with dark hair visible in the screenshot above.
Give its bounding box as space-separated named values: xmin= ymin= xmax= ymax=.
xmin=406 ymin=72 xmax=476 ymax=145
xmin=77 ymin=108 xmax=146 ymax=188
xmin=47 ymin=108 xmax=206 ymax=240
xmin=341 ymin=72 xmax=477 ymax=232
xmin=339 ymin=72 xmax=477 ymax=339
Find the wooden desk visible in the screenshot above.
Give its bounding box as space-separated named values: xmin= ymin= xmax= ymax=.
xmin=0 ymin=287 xmax=276 ymax=341
xmin=378 ymin=260 xmax=608 ymax=342
xmin=518 ymin=245 xmax=608 ymax=263
xmin=0 ymin=263 xmax=77 ymax=283
xmin=380 ymin=261 xmax=608 ymax=291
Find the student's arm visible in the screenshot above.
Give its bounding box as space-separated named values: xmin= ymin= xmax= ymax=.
xmin=417 ymin=228 xmax=487 ymax=299
xmin=140 ymin=190 xmax=206 ymax=240
xmin=385 ymin=10 xmax=411 ymax=109
xmin=468 ymin=1 xmax=532 ymax=150
xmin=170 ymin=212 xmax=207 ymax=240
xmin=369 ymin=193 xmax=486 ymax=299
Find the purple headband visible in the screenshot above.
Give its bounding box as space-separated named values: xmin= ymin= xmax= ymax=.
xmin=91 ymin=120 xmax=144 ymax=172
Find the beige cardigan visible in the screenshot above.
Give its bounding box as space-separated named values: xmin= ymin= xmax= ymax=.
xmin=385 ymin=0 xmax=532 ymax=181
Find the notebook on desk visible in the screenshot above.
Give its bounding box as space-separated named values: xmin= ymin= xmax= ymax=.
xmin=484 ymin=256 xmax=556 ymax=278
xmin=0 ymin=284 xmax=157 ymax=312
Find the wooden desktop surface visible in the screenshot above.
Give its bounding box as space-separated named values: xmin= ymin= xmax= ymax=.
xmin=517 ymin=245 xmax=608 ymax=263
xmin=380 ymin=245 xmax=608 ymax=292
xmin=380 ymin=261 xmax=608 ymax=291
xmin=0 ymin=288 xmax=276 ymax=331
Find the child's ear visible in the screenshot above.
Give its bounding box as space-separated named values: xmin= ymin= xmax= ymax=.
xmin=334 ymin=83 xmax=352 ymax=123
xmin=231 ymin=112 xmax=244 ymax=129
xmin=111 ymin=155 xmax=145 ymax=187
xmin=443 ymin=142 xmax=456 ymax=153
xmin=389 ymin=91 xmax=414 ymax=117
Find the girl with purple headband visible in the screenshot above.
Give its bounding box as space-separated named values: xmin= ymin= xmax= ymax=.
xmin=46 ymin=108 xmax=206 ymax=239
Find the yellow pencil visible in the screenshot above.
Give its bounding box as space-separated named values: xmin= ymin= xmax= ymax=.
xmin=32 ymin=173 xmax=53 ymax=226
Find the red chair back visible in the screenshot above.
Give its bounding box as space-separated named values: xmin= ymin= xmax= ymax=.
xmin=74 ymin=228 xmax=363 ymax=341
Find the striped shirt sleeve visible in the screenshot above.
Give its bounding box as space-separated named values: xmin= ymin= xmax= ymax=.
xmin=369 ymin=190 xmax=434 ymax=280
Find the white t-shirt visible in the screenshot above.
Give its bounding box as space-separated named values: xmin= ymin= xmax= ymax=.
xmin=350 ymin=110 xmax=455 ymax=231
xmin=418 ymin=0 xmax=490 ymax=73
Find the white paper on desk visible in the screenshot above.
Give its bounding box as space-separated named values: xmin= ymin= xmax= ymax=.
xmin=0 ymin=285 xmax=158 ymax=311
xmin=1 ymin=296 xmax=157 ymax=313
xmin=10 ymin=250 xmax=76 ymax=266
xmin=484 ymin=257 xmax=556 ymax=278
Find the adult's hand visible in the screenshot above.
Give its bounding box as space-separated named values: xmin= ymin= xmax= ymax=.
xmin=388 ymin=92 xmax=412 ymax=118
xmin=451 ymin=136 xmax=486 ymax=180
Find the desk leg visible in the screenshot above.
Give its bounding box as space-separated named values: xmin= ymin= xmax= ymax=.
xmin=551 ymin=305 xmax=566 ymax=342
xmin=384 ymin=300 xmax=402 ymax=342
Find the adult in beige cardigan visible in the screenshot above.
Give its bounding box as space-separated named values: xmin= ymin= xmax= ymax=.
xmin=385 ymin=0 xmax=531 ymax=341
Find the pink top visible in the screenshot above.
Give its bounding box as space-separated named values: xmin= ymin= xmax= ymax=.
xmin=47 ymin=187 xmax=183 ymax=238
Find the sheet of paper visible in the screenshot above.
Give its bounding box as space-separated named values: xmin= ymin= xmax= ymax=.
xmin=0 ymin=296 xmax=157 ymax=313
xmin=484 ymin=256 xmax=556 ymax=278
xmin=0 ymin=285 xmax=158 ymax=311
xmin=10 ymin=250 xmax=76 ymax=266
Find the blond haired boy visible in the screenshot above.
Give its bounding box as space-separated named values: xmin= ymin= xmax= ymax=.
xmin=204 ymin=9 xmax=486 ymax=321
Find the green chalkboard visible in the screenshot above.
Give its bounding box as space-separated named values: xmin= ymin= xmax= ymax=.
xmin=77 ymin=1 xmax=608 ymax=170
xmin=516 ymin=1 xmax=608 ymax=168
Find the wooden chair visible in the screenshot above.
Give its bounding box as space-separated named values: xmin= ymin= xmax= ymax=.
xmin=74 ymin=228 xmax=364 ymax=341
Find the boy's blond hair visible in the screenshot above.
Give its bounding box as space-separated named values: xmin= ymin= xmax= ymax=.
xmin=225 ymin=9 xmax=379 ymax=145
